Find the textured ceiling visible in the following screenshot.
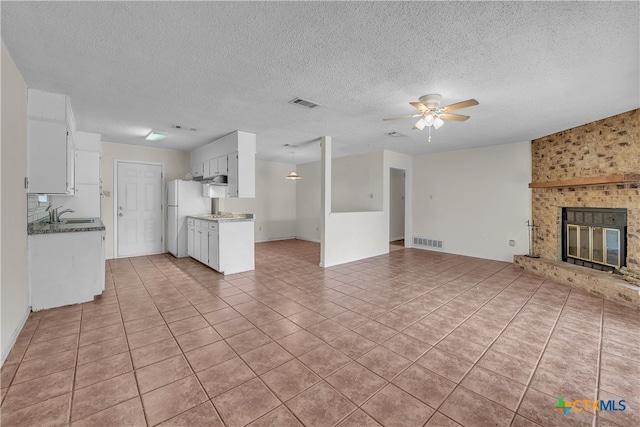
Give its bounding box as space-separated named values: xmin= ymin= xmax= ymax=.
xmin=2 ymin=2 xmax=638 ymax=164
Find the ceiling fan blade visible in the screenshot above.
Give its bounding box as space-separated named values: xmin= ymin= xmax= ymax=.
xmin=439 ymin=99 xmax=479 ymax=112
xmin=439 ymin=113 xmax=470 ymax=121
xmin=383 ymin=114 xmax=422 ymax=121
xmin=409 ymin=102 xmax=428 ymax=113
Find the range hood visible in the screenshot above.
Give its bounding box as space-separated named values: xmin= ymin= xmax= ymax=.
xmin=194 ymin=174 xmax=228 ymax=186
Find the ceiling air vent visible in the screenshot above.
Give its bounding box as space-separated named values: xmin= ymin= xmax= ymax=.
xmin=172 ymin=125 xmax=197 ymax=131
xmin=289 ymin=97 xmax=320 ymax=109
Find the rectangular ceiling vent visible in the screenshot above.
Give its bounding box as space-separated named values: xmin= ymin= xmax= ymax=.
xmin=172 ymin=125 xmax=197 ymax=131
xmin=289 ymin=97 xmax=320 ymax=109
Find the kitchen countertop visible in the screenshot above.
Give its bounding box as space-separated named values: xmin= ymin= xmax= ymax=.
xmin=189 ymin=213 xmax=254 ymax=223
xmin=28 ymin=218 xmax=106 ymax=235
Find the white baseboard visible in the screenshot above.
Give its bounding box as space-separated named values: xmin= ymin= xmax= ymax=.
xmin=254 ymin=236 xmax=321 ymax=244
xmin=1 ymin=305 xmax=31 ymax=366
xmin=254 ymin=236 xmax=297 ymax=243
xmin=294 ymin=236 xmax=321 ymax=243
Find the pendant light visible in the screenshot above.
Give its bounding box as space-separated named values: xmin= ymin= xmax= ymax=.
xmin=285 ymin=152 xmax=302 ymax=180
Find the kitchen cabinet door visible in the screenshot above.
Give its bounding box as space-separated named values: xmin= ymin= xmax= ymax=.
xmin=194 ymin=227 xmax=202 ymax=261
xmin=217 ymin=155 xmax=228 ymax=175
xmin=191 ymin=162 xmax=200 ymax=177
xmin=28 ymin=120 xmax=69 ymax=194
xmin=187 ymin=225 xmax=195 ymax=257
xmin=75 ymin=151 xmax=100 ymax=184
xmin=199 ymin=226 xmax=208 ymax=264
xmin=227 ymin=152 xmax=239 ymax=197
xmin=208 ymin=228 xmax=219 ymax=270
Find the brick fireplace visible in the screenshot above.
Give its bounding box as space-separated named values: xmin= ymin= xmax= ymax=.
xmin=514 ymin=109 xmax=640 ymax=309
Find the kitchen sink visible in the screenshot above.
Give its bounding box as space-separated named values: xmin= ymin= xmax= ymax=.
xmin=63 ymin=219 xmax=95 ymax=224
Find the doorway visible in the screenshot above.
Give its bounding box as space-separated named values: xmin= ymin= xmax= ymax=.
xmin=389 ymin=168 xmax=405 ymax=249
xmin=115 ymin=161 xmax=163 ymax=257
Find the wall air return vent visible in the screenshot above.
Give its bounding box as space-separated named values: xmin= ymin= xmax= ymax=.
xmin=289 ymin=97 xmax=320 ymax=109
xmin=413 ymin=236 xmax=444 ymax=250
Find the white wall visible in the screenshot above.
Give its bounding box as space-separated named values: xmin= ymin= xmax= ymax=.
xmin=389 ymin=168 xmax=406 ymax=241
xmin=295 ymin=161 xmax=321 ymax=242
xmin=332 ymin=151 xmax=383 ymax=212
xmin=1 ymin=42 xmax=31 ymax=363
xmin=321 ymin=138 xmax=390 ymax=267
xmin=412 ymin=141 xmax=532 ymax=262
xmin=101 ymin=142 xmax=191 ymax=259
xmin=296 ymin=151 xmax=386 ymax=242
xmin=216 ymin=159 xmax=296 ymax=242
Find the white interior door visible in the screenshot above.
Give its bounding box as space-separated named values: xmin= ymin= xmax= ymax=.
xmin=116 ymin=161 xmax=163 ymax=257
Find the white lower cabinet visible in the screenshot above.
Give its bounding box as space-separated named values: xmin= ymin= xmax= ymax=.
xmin=29 ymin=230 xmax=105 ymax=311
xmin=187 ymin=218 xmax=254 ymax=274
xmin=187 ymin=223 xmax=195 ymax=257
xmin=207 ymin=222 xmax=219 ymax=271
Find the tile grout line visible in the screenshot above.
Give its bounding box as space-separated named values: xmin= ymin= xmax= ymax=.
xmin=508 ymin=286 xmax=574 ymax=426
xmin=146 ymin=254 xmax=305 ymax=426
xmin=133 ymin=255 xmax=210 ymax=427
xmin=355 ymin=264 xmax=540 ymax=424
xmin=592 ymin=298 xmax=605 ymax=427
xmin=418 ymin=274 xmax=548 ymax=424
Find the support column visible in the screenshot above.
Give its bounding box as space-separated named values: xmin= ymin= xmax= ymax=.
xmin=320 ymin=136 xmax=331 ymax=267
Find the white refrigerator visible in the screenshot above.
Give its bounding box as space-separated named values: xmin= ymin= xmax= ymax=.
xmin=167 ymin=180 xmax=210 ymax=257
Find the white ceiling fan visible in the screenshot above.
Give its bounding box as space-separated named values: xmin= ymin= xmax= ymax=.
xmin=384 ymin=94 xmax=479 ymax=141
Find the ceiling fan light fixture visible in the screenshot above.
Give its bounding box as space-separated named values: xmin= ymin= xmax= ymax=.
xmin=414 ymin=118 xmax=426 ymax=130
xmin=424 ymin=114 xmax=434 ymax=126
xmin=433 ymin=117 xmax=444 ymax=129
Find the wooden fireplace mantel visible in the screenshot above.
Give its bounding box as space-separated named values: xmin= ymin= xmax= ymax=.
xmin=529 ymin=173 xmax=640 ymax=189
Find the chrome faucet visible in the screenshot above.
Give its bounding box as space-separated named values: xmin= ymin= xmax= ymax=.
xmin=49 ymin=207 xmax=75 ymax=223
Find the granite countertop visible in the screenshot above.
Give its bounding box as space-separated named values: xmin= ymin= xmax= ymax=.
xmin=189 ymin=212 xmax=254 ymax=223
xmin=28 ymin=218 xmax=106 ymax=235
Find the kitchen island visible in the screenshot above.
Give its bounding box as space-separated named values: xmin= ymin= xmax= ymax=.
xmin=187 ymin=213 xmax=254 ymax=275
xmin=28 ymin=218 xmax=105 ymax=310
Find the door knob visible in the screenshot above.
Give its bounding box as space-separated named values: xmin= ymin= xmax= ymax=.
xmin=118 ymin=213 xmax=123 ymax=217
xmin=119 ymin=206 xmax=124 ymax=210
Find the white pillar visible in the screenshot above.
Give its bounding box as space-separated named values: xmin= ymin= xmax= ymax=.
xmin=319 ymin=136 xmax=331 ymax=267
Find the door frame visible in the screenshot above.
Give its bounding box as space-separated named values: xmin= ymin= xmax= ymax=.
xmin=389 ymin=167 xmax=407 ymax=243
xmin=113 ymin=160 xmax=164 ymax=258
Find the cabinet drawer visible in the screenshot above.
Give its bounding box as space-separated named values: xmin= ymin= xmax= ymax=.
xmin=208 ymin=222 xmax=218 ymax=231
xmin=187 ymin=218 xmax=195 ymax=226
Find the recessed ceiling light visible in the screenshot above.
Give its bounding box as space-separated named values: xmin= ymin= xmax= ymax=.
xmin=145 ymin=130 xmax=167 ymax=142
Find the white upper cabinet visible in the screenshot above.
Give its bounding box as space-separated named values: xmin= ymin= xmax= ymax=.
xmin=27 ymin=89 xmax=66 ymax=122
xmin=75 ymin=151 xmax=100 ymax=185
xmin=190 ymin=131 xmax=256 ymax=198
xmin=28 ymin=120 xmax=69 ymax=194
xmin=27 ymin=89 xmax=77 ymax=194
xmin=51 ymin=131 xmax=102 ymax=217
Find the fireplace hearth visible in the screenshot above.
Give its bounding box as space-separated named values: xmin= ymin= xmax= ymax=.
xmin=562 ymin=208 xmax=627 ymax=272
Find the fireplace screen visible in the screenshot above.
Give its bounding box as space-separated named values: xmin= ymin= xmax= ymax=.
xmin=563 ymin=208 xmax=626 ymax=271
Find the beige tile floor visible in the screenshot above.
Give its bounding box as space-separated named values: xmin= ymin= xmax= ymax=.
xmin=1 ymin=239 xmax=638 ymax=426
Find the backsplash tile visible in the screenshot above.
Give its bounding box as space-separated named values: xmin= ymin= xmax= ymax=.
xmin=27 ymin=194 xmax=51 ymax=224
